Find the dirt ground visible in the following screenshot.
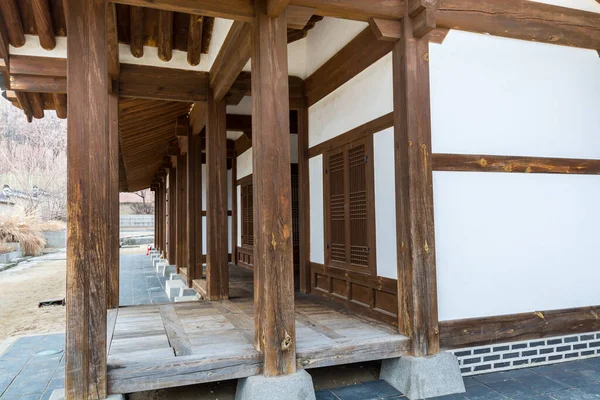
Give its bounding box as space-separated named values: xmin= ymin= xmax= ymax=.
xmin=0 ymin=246 xmax=146 ymax=341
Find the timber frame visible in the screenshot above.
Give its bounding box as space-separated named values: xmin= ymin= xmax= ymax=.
xmin=0 ymin=0 xmax=598 ymax=398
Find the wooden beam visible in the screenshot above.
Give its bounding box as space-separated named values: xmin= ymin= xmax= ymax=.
xmin=369 ymin=18 xmax=402 ymax=42
xmin=252 ymin=3 xmax=295 ymax=376
xmin=190 ymin=101 xmax=207 ymax=134
xmin=158 ymin=10 xmax=174 ymax=62
xmin=28 ymin=92 xmax=45 ymax=119
xmin=304 ymin=27 xmax=393 ymax=107
xmin=107 ymin=3 xmax=119 ymax=80
xmin=187 ymin=125 xmax=203 ymax=285
xmin=0 ymin=0 xmax=25 ymax=47
xmin=10 ymin=75 xmax=66 ymax=93
xmin=440 ymin=306 xmax=600 ymax=349
xmin=65 ymin=0 xmax=109 ymax=398
xmin=267 ymin=0 xmax=289 ymax=17
xmin=187 ymin=15 xmax=204 ymax=66
xmin=205 ymin=88 xmax=229 ymax=300
xmin=231 ymin=156 xmax=237 ymax=265
xmin=437 ymin=0 xmax=600 ymax=50
xmin=289 ymin=0 xmax=403 ymax=21
xmin=9 ymin=55 xmax=67 ymax=77
xmin=296 ymin=102 xmax=310 ymax=294
xmin=130 ymin=6 xmax=144 ymax=58
xmin=428 ymin=28 xmax=450 ymax=44
xmin=176 ymin=153 xmax=187 ymax=270
xmin=108 ymin=83 xmax=120 ymax=309
xmin=433 ymin=154 xmax=600 ymax=175
xmin=31 ymin=0 xmax=56 ymax=50
xmin=119 ymin=64 xmax=209 ymax=101
xmin=110 ymin=0 xmax=255 ymax=22
xmin=210 ymin=21 xmax=252 ymax=102
xmin=52 ymin=93 xmax=67 ymax=119
xmin=168 ymin=167 xmax=177 ymax=262
xmin=286 ymin=5 xmax=315 ymax=29
xmin=392 ymin=11 xmax=439 ymax=357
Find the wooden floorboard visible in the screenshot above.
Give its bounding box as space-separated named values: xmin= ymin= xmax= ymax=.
xmin=107 ymin=265 xmax=409 ymax=394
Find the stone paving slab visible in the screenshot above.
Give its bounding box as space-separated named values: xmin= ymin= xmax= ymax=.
xmin=119 ymin=253 xmax=170 ymax=306
xmin=315 ymin=357 xmax=600 ymax=400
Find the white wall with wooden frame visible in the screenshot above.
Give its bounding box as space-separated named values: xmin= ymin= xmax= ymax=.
xmin=305 ymin=15 xmax=600 ymax=326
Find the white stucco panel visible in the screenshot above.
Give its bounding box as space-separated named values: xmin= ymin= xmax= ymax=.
xmin=309 ymin=155 xmax=324 ymax=264
xmin=434 ymin=171 xmax=600 ymax=321
xmin=430 ymin=30 xmax=600 ymax=158
xmin=309 ymin=53 xmax=393 ymax=148
xmin=373 ymin=128 xmax=398 ymax=279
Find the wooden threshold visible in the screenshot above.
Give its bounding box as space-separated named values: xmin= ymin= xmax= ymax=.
xmin=107 ymin=290 xmax=409 ymax=393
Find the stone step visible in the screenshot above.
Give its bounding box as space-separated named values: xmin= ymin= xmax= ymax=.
xmin=165 ymin=279 xmax=186 ymax=299
xmin=174 ymin=295 xmax=199 ymax=302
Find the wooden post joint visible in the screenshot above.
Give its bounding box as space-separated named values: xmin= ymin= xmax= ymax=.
xmin=369 ymin=18 xmax=402 ymax=42
xmin=408 ymin=0 xmax=439 ymax=38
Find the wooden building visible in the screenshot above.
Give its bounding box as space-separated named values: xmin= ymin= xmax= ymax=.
xmin=0 ymin=0 xmax=599 ymax=399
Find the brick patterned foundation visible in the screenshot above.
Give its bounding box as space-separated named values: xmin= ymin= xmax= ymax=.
xmin=449 ymin=332 xmax=600 ymax=376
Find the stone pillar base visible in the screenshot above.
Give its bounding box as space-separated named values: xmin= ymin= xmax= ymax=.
xmin=235 ymin=370 xmax=316 ymax=400
xmin=380 ymin=352 xmax=465 ymax=400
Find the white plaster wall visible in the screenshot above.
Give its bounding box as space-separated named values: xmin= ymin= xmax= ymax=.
xmin=308 ymin=53 xmax=393 ymax=148
xmin=227 ymin=97 xmax=253 ymax=116
xmin=237 ymin=148 xmax=253 ymax=180
xmin=304 ymin=18 xmax=368 ymax=77
xmin=373 ymin=128 xmax=397 ymax=279
xmin=309 ymin=155 xmax=324 ymax=264
xmin=530 ymin=0 xmax=600 ymax=12
xmin=434 ymin=172 xmax=600 ymax=321
xmin=430 ymin=30 xmax=600 ymax=158
xmin=237 ymin=186 xmax=242 ymax=247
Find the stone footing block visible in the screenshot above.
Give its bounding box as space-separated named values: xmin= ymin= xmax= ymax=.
xmin=165 ymin=279 xmax=186 ymax=299
xmin=179 ymin=287 xmax=197 ymax=297
xmin=235 ymin=370 xmax=316 ymax=400
xmin=50 ymin=389 xmax=124 ymax=400
xmin=380 ymin=352 xmax=465 ymax=400
xmin=160 ymin=264 xmax=176 ymax=277
xmin=155 ymin=261 xmax=168 ymax=273
xmin=174 ymin=295 xmax=199 ymax=302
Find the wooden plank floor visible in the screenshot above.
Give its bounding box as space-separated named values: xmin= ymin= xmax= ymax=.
xmin=107 ymin=267 xmax=409 ymax=394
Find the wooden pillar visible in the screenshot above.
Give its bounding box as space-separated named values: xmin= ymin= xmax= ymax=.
xmin=107 ymin=82 xmax=119 ymax=309
xmin=205 ymin=88 xmax=229 ymax=300
xmin=296 ymin=103 xmax=310 ymax=294
xmin=392 ymin=9 xmax=440 ymax=357
xmin=187 ymin=126 xmax=203 ymax=286
xmin=231 ymin=156 xmax=237 ymax=265
xmin=168 ymin=166 xmax=177 ymax=263
xmin=153 ymin=188 xmax=158 ymax=246
xmin=176 ymin=154 xmax=188 ymax=272
xmin=162 ymin=179 xmax=168 ymax=252
xmin=65 ymin=0 xmax=109 ymax=398
xmin=157 ymin=181 xmax=163 ymax=252
xmin=251 ymin=2 xmax=296 ymax=376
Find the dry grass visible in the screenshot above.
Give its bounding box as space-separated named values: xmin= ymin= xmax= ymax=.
xmin=0 ymin=211 xmax=46 ymax=256
xmin=38 ymin=220 xmax=66 ymax=232
xmin=0 ymin=242 xmax=17 ymax=254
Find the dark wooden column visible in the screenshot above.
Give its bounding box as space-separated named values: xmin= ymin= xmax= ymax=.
xmin=157 ymin=181 xmax=163 ymax=253
xmin=107 ymin=82 xmax=119 ymax=309
xmin=296 ymin=103 xmax=310 ymax=294
xmin=65 ymin=0 xmax=109 ymax=398
xmin=162 ymin=178 xmax=168 ymax=252
xmin=152 ymin=187 xmax=158 ymax=246
xmin=187 ymin=125 xmax=203 ymax=286
xmin=168 ymin=165 xmax=177 ymax=262
xmin=206 ymin=88 xmax=229 ymax=300
xmin=252 ymin=3 xmax=296 ymax=376
xmin=392 ymin=8 xmax=440 ymax=357
xmin=231 ymin=156 xmax=237 ymax=265
xmin=176 ymin=153 xmax=188 ymax=272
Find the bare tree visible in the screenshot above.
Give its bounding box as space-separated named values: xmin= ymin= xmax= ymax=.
xmin=130 ymin=189 xmax=154 ymax=214
xmin=0 ymin=100 xmax=67 ymax=220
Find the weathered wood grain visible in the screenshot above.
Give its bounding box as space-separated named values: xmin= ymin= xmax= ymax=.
xmin=176 ymin=153 xmax=188 ymax=272
xmin=369 ymin=17 xmax=402 ymax=42
xmin=187 ymin=122 xmax=203 ymax=285
xmin=392 ymin=12 xmax=439 ymax=357
xmin=296 ymin=103 xmax=311 ymax=293
xmin=187 ymin=15 xmax=204 ymax=66
xmin=108 ymin=86 xmax=120 ymax=309
xmin=206 ymin=88 xmax=229 ymax=300
xmin=251 ymin=2 xmax=296 ymax=376
xmin=31 ymin=0 xmax=55 ymax=50
xmin=158 ymin=10 xmax=174 ymax=62
xmin=0 ymin=0 xmax=25 ymax=47
xmin=159 ymin=304 xmax=192 ymax=356
xmin=433 ymin=154 xmax=600 ymax=175
xmin=65 ymin=0 xmax=109 ymax=397
xmin=440 ymin=306 xmax=600 ymax=349
xmin=168 ymin=166 xmax=177 ymax=262
xmin=129 ymin=6 xmax=144 ymax=58
xmin=10 ymin=75 xmax=66 ymax=93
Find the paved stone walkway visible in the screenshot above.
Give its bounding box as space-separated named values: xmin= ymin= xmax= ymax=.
xmin=316 ymin=357 xmax=600 ymax=399
xmin=119 ymin=251 xmax=170 ymax=306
